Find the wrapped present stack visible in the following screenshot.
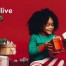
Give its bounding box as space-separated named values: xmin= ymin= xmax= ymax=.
xmin=0 ymin=38 xmax=16 ymax=66
xmin=0 ymin=39 xmax=16 ymax=55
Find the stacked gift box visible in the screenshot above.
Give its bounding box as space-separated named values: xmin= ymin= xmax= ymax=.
xmin=0 ymin=38 xmax=16 ymax=66
xmin=0 ymin=56 xmax=9 ymax=66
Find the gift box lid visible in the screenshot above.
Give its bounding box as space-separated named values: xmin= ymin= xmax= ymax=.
xmin=0 ymin=44 xmax=16 ymax=48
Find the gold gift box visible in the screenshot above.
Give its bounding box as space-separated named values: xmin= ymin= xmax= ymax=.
xmin=0 ymin=44 xmax=16 ymax=55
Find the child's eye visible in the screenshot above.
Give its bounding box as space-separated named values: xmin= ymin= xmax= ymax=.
xmin=51 ymin=24 xmax=54 ymax=26
xmin=46 ymin=24 xmax=54 ymax=27
xmin=46 ymin=24 xmax=50 ymax=27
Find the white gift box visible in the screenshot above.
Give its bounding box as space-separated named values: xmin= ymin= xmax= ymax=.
xmin=62 ymin=32 xmax=66 ymax=39
xmin=0 ymin=56 xmax=9 ymax=66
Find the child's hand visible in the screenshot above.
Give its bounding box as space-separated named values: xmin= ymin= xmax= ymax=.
xmin=45 ymin=41 xmax=54 ymax=52
xmin=45 ymin=41 xmax=58 ymax=56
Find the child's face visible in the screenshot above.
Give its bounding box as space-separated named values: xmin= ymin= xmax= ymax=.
xmin=43 ymin=17 xmax=54 ymax=34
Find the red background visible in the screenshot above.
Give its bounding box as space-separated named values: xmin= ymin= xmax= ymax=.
xmin=0 ymin=0 xmax=66 ymax=60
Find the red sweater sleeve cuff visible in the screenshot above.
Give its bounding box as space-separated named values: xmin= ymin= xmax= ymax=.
xmin=38 ymin=45 xmax=44 ymax=52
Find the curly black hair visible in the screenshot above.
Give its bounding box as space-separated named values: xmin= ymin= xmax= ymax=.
xmin=27 ymin=8 xmax=59 ymax=35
